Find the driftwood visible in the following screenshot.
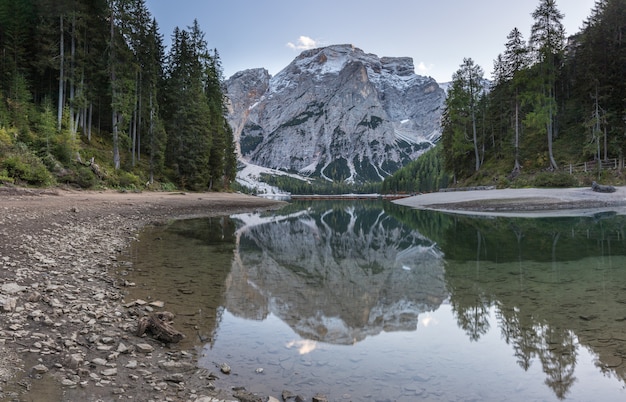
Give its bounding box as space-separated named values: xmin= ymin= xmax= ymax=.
xmin=592 ymin=181 xmax=616 ymax=193
xmin=89 ymin=157 xmax=106 ymax=179
xmin=137 ymin=312 xmax=185 ymax=343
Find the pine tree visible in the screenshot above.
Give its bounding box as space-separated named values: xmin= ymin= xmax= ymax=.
xmin=528 ymin=0 xmax=566 ymax=170
xmin=164 ymin=27 xmax=212 ymax=189
xmin=444 ymin=58 xmax=485 ymax=174
xmin=574 ymin=0 xmax=626 ymax=162
xmin=493 ymin=27 xmax=530 ymax=172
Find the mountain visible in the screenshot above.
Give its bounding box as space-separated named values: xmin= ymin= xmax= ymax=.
xmin=225 ymin=44 xmax=446 ymax=184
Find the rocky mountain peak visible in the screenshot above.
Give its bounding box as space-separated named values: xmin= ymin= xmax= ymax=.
xmin=226 ymin=44 xmax=445 ymax=185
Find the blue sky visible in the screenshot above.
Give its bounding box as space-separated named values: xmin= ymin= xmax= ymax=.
xmin=145 ymin=0 xmax=596 ymax=83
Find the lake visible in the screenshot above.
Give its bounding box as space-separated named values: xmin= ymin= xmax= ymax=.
xmin=119 ymin=200 xmax=626 ymax=401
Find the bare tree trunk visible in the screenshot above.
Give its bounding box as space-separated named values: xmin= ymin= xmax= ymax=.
xmin=57 ymin=16 xmax=64 ymax=131
xmin=87 ymin=102 xmax=93 ymax=141
xmin=547 ymin=86 xmax=558 ymax=170
xmin=110 ymin=5 xmax=120 ymax=170
xmin=69 ymin=13 xmax=76 ymax=137
xmin=137 ymin=71 xmax=142 ymax=162
xmin=513 ymin=93 xmax=521 ymax=172
xmin=149 ymin=92 xmax=154 ymax=184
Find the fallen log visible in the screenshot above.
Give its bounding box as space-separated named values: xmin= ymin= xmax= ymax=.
xmin=136 ymin=311 xmax=185 ymax=343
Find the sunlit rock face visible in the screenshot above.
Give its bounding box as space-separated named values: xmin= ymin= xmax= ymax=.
xmin=225 ymin=44 xmax=445 ymax=183
xmin=224 ymin=203 xmax=447 ymax=344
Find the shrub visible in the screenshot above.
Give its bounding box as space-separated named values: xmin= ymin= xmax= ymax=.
xmin=0 ymin=127 xmax=14 ymax=148
xmin=0 ymin=168 xmax=14 ymax=183
xmin=113 ymin=170 xmax=142 ymax=189
xmin=1 ymin=148 xmax=53 ymax=186
xmin=533 ymin=171 xmax=578 ymax=188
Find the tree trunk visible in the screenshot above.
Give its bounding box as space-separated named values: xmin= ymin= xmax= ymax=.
xmin=137 ymin=71 xmax=142 ymax=162
xmin=513 ymin=92 xmax=521 ymax=172
xmin=57 ymin=16 xmax=64 ymax=131
xmin=149 ymin=91 xmax=154 ymax=184
xmin=547 ymin=87 xmax=558 ymax=170
xmin=69 ymin=14 xmax=76 ymax=137
xmin=110 ymin=5 xmax=120 ymax=170
xmin=87 ymin=102 xmax=92 ymax=141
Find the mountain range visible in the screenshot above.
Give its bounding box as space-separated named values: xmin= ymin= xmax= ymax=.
xmin=225 ymin=44 xmax=446 ymax=190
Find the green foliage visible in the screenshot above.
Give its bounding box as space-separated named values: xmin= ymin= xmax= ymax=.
xmin=437 ymin=0 xmax=626 ymax=188
xmin=259 ymin=174 xmax=381 ymax=195
xmin=0 ymin=127 xmax=15 ymax=148
xmin=239 ymin=134 xmax=263 ymax=155
xmin=112 ymin=170 xmax=142 ymax=189
xmin=532 ymin=171 xmax=578 ymax=188
xmin=1 ymin=145 xmax=53 ymax=186
xmin=353 ymin=156 xmax=381 ymax=182
xmin=382 ymin=145 xmax=450 ymax=193
xmin=358 ymin=115 xmax=383 ymax=129
xmin=56 ymin=164 xmax=98 ymax=188
xmin=322 ymin=158 xmax=350 ymax=181
xmin=0 ymin=168 xmax=13 ymax=183
xmin=0 ymin=1 xmax=235 ymax=192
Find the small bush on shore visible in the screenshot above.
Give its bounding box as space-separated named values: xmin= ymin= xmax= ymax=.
xmin=532 ymin=171 xmax=578 ymax=188
xmin=1 ymin=146 xmax=53 ymax=186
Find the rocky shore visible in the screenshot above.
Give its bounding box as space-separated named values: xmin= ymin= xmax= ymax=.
xmin=0 ymin=187 xmax=286 ymax=402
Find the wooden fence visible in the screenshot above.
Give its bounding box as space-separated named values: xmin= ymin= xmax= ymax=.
xmin=565 ymin=158 xmax=621 ymax=174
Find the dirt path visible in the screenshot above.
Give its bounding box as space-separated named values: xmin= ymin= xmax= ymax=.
xmin=0 ymin=187 xmax=285 ymax=402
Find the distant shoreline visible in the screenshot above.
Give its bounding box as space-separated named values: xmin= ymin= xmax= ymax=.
xmin=393 ymin=186 xmax=626 ymax=217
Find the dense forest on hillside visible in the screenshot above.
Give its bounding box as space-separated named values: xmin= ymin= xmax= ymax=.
xmin=385 ymin=0 xmax=626 ymax=194
xmin=3 ymin=0 xmax=624 ymax=195
xmin=0 ymin=0 xmax=236 ymax=191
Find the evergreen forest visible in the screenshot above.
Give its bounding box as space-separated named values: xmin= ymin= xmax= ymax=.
xmin=385 ymin=0 xmax=626 ymax=194
xmin=0 ymin=0 xmax=236 ymax=191
xmin=2 ymin=0 xmax=625 ymax=195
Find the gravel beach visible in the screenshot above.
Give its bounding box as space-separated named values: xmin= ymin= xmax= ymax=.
xmin=0 ymin=187 xmax=285 ymax=402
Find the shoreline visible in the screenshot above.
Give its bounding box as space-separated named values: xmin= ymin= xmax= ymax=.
xmin=0 ymin=187 xmax=285 ymax=401
xmin=393 ymin=186 xmax=626 ymax=217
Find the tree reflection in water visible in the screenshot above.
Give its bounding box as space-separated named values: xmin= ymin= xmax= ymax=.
xmin=387 ymin=204 xmax=626 ymax=399
xmin=122 ymin=202 xmax=626 ymax=400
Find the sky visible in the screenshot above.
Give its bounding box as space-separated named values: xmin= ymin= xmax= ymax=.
xmin=145 ymin=0 xmax=597 ymax=83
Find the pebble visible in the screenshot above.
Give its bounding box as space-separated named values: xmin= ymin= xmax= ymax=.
xmin=101 ymin=368 xmax=117 ymax=377
xmin=32 ymin=364 xmax=49 ymax=374
xmin=219 ymin=363 xmax=231 ymax=374
xmin=91 ymin=358 xmax=108 ymax=366
xmin=136 ymin=343 xmax=154 ymax=353
xmin=125 ymin=360 xmax=138 ymax=369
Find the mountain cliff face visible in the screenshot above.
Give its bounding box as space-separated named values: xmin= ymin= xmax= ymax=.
xmin=225 ymin=44 xmax=445 ymax=183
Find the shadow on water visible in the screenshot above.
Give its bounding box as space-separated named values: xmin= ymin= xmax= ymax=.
xmin=119 ymin=201 xmax=626 ymax=401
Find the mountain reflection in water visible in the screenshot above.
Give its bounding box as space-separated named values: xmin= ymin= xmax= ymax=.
xmin=120 ymin=201 xmax=626 ymax=401
xmin=228 ymin=202 xmax=446 ymax=344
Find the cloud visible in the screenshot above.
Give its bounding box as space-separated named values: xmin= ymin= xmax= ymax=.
xmin=286 ymin=339 xmax=318 ymax=354
xmin=287 ymin=36 xmax=318 ymax=51
xmin=416 ymin=61 xmax=434 ymax=75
